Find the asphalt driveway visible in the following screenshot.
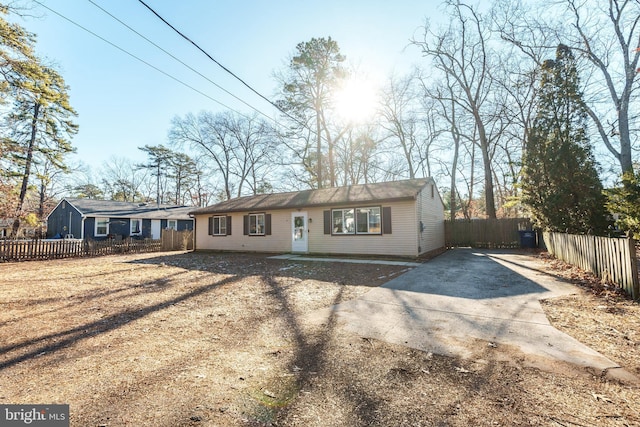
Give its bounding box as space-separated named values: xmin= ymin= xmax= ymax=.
xmin=326 ymin=248 xmax=636 ymax=382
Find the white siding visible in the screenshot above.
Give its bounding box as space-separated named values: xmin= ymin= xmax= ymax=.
xmin=194 ymin=211 xmax=291 ymax=253
xmin=417 ymin=183 xmax=445 ymax=254
xmin=308 ymin=201 xmax=418 ymax=257
xmin=193 ymin=183 xmax=445 ymax=257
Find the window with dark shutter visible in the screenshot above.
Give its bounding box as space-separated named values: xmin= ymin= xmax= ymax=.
xmin=227 ymin=216 xmax=232 ymax=235
xmin=243 ymin=215 xmax=249 ymax=235
xmin=382 ymin=207 xmax=392 ymax=234
xmin=208 ymin=216 xmax=213 ymax=235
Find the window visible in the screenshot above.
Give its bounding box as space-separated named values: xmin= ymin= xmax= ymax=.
xmin=249 ymin=213 xmax=265 ymax=235
xmin=130 ymin=219 xmax=142 ymax=235
xmin=95 ymin=218 xmax=109 ymax=236
xmin=329 ymin=207 xmax=382 ymax=235
xmin=167 ymin=220 xmax=178 ymax=230
xmin=356 ymin=207 xmax=381 ymax=234
xmin=332 ymin=209 xmax=355 ymax=234
xmin=213 ymin=216 xmax=227 ymax=235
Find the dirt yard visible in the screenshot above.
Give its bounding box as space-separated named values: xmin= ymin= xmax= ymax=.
xmin=1 ymin=250 xmax=639 ymax=426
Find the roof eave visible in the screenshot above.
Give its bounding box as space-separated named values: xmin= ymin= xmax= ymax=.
xmin=190 ymin=195 xmax=417 ymax=215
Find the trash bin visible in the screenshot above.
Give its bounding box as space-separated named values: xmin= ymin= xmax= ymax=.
xmin=518 ymin=230 xmax=536 ymax=248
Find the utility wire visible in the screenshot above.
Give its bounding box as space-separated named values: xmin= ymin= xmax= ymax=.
xmin=136 ymin=0 xmax=306 ymax=128
xmin=86 ymin=0 xmax=278 ymax=125
xmin=32 ymin=0 xmax=249 ymax=119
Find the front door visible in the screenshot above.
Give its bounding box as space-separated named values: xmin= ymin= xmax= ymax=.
xmin=291 ymin=212 xmax=308 ymax=253
xmin=151 ymin=220 xmax=161 ymax=239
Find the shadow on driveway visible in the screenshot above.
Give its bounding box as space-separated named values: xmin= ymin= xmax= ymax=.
xmin=322 ymin=248 xmax=638 ymax=383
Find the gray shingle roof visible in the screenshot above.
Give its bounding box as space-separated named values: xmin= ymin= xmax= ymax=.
xmin=59 ymin=198 xmax=194 ymax=220
xmin=190 ymin=178 xmax=431 ymax=215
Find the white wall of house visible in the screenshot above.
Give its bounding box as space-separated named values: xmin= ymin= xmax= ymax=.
xmin=194 ymin=193 xmax=444 ymax=257
xmin=195 ymin=211 xmax=291 ymax=253
xmin=416 ymin=183 xmax=445 ymax=254
xmin=306 ymin=201 xmax=418 ymax=257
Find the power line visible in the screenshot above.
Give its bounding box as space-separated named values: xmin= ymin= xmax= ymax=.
xmin=32 ymin=0 xmax=250 ymax=119
xmin=86 ymin=0 xmax=278 ymax=125
xmin=136 ymin=0 xmax=304 ymax=127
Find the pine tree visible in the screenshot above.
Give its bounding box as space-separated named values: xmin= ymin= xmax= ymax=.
xmin=521 ymin=44 xmax=610 ymax=235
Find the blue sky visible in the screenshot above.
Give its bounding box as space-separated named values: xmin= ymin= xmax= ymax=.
xmin=16 ymin=0 xmax=445 ymax=172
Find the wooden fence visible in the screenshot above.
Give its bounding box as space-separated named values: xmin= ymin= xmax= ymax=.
xmin=445 ymin=218 xmax=533 ymax=248
xmin=161 ymin=229 xmax=194 ymax=251
xmin=543 ymin=231 xmax=639 ymax=300
xmin=0 ymin=230 xmax=194 ymax=262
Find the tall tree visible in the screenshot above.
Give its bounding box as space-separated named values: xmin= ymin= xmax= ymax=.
xmin=137 ymin=144 xmax=173 ymax=206
xmin=497 ymin=0 xmax=640 ymax=176
xmin=521 ymin=44 xmax=610 ymax=234
xmin=413 ymin=1 xmax=501 ymax=218
xmin=100 ymin=156 xmax=148 ymax=202
xmin=276 ymin=37 xmax=346 ymax=188
xmin=563 ymin=0 xmax=639 ymax=175
xmin=7 ymin=63 xmax=77 ymax=236
xmin=169 ymin=111 xmax=276 ymax=199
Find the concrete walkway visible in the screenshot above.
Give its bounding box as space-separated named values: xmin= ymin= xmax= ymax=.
xmin=269 ymin=254 xmax=422 ymax=267
xmin=325 ymin=249 xmax=637 ymax=383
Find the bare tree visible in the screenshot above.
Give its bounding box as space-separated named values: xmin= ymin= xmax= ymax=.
xmin=413 ymin=1 xmax=502 ymax=218
xmin=496 ymin=0 xmax=640 ymax=175
xmin=100 ymin=156 xmax=149 ymax=202
xmin=169 ymin=111 xmax=277 ymax=199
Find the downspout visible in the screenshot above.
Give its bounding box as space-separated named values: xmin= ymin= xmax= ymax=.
xmin=81 ymin=216 xmax=86 ymax=240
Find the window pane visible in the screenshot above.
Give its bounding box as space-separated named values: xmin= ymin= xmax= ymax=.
xmin=96 ymin=218 xmax=108 ymax=235
xmin=249 ymin=214 xmax=264 ymax=235
xmin=356 ymin=207 xmax=381 ymax=234
xmin=369 ymin=207 xmax=381 ymax=233
xmin=356 ymin=210 xmax=369 ymax=233
xmin=219 ymin=216 xmax=226 ymax=234
xmin=131 ymin=219 xmax=141 ymax=234
xmin=332 ymin=209 xmax=354 ymax=234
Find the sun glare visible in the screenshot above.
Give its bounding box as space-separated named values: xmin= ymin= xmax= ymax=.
xmin=333 ymin=77 xmax=378 ymax=124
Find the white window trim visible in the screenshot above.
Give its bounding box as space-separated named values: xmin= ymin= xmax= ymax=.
xmin=213 ymin=216 xmax=227 ymax=236
xmin=95 ymin=217 xmax=109 ymax=237
xmin=130 ymin=218 xmax=142 ymax=235
xmin=167 ymin=219 xmax=178 ymax=230
xmin=249 ymin=213 xmax=265 ymax=236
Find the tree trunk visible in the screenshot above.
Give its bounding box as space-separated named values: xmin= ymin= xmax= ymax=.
xmin=12 ymin=102 xmax=40 ymax=237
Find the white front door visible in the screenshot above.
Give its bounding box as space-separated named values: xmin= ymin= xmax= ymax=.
xmin=291 ymin=212 xmax=308 ymax=253
xmin=151 ymin=220 xmax=161 ymax=239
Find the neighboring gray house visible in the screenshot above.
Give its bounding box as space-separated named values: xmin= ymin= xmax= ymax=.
xmin=46 ymin=198 xmax=194 ymax=240
xmin=190 ymin=178 xmax=445 ymax=257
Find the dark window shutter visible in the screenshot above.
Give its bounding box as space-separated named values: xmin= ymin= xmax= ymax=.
xmin=243 ymin=215 xmax=249 ymax=235
xmin=227 ymin=216 xmax=232 ymax=235
xmin=208 ymin=216 xmax=213 ymax=235
xmin=382 ymin=207 xmax=392 ymax=234
xmin=323 ymin=210 xmax=331 ymax=234
xmin=265 ymin=214 xmax=272 ymax=235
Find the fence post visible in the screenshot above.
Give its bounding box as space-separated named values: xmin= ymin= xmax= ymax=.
xmin=628 ymin=237 xmax=639 ymax=301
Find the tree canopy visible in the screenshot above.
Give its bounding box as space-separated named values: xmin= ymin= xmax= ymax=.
xmin=521 ymin=44 xmax=610 ymax=234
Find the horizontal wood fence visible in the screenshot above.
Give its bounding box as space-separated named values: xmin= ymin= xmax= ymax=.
xmin=543 ymin=232 xmax=639 ymax=300
xmin=445 ymin=218 xmax=533 ymax=248
xmin=0 ymin=230 xmax=193 ymax=262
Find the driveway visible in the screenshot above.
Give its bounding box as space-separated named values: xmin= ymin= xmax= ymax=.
xmin=325 ymin=249 xmax=636 ymax=382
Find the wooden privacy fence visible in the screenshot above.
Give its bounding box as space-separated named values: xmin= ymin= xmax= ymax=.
xmin=543 ymin=231 xmax=639 ymax=300
xmin=445 ymin=218 xmax=533 ymax=248
xmin=0 ymin=230 xmax=193 ymax=262
xmin=161 ymin=229 xmax=194 ymax=251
